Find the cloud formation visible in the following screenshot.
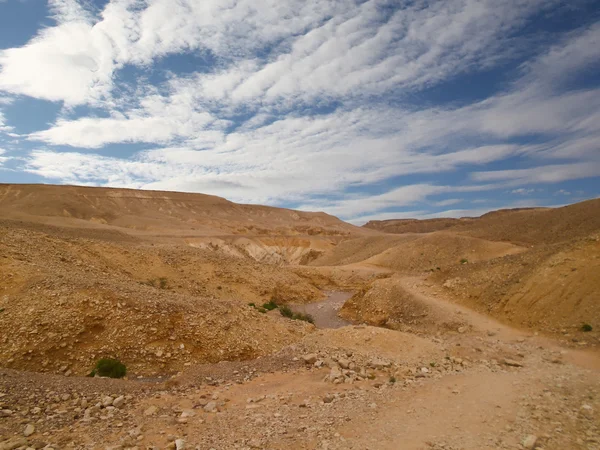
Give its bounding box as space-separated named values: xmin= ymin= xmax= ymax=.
xmin=0 ymin=0 xmax=599 ymax=221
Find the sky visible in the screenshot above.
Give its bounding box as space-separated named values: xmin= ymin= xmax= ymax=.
xmin=0 ymin=0 xmax=599 ymax=224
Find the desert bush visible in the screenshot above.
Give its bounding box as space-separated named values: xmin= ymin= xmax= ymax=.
xmin=262 ymin=300 xmax=278 ymax=311
xmin=280 ymin=305 xmax=294 ymax=318
xmin=293 ymin=312 xmax=315 ymax=324
xmin=279 ymin=306 xmax=314 ymax=323
xmin=90 ymin=358 xmax=127 ymax=379
xmin=582 ymin=323 xmax=593 ymax=332
xmin=460 ymin=258 xmax=468 ymax=264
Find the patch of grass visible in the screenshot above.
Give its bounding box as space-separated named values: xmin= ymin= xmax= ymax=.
xmin=582 ymin=323 xmax=593 ymax=332
xmin=258 ymin=308 xmax=267 ymax=314
xmin=293 ymin=312 xmax=315 ymax=324
xmin=262 ymin=300 xmax=278 ymax=311
xmin=248 ymin=302 xmax=256 ymax=307
xmin=460 ymin=258 xmax=468 ymax=264
xmin=92 ymin=358 xmax=127 ymax=379
xmin=389 ymin=376 xmax=396 ymax=384
xmin=280 ymin=305 xmax=294 ymax=318
xmin=0 ymin=308 xmax=5 ymax=313
xmin=145 ymin=277 xmax=169 ymax=289
xmin=278 ymin=305 xmax=314 ymax=323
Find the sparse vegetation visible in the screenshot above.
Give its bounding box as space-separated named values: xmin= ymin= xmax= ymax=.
xmin=145 ymin=277 xmax=169 ymax=289
xmin=278 ymin=305 xmax=314 ymax=323
xmin=262 ymin=300 xmax=278 ymax=311
xmin=0 ymin=308 xmax=4 ymax=313
xmin=460 ymin=258 xmax=468 ymax=264
xmin=279 ymin=305 xmax=294 ymax=318
xmin=582 ymin=323 xmax=593 ymax=332
xmin=389 ymin=376 xmax=396 ymax=383
xmin=89 ymin=358 xmax=127 ymax=379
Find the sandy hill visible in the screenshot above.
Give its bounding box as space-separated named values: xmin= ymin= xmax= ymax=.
xmin=0 ymin=185 xmax=599 ymax=449
xmin=364 ymin=199 xmax=600 ymax=245
xmin=0 ymin=184 xmax=364 ymax=237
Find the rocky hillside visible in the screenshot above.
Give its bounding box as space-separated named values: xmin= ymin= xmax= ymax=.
xmin=364 ymin=199 xmax=600 ymax=245
xmin=0 ymin=184 xmax=365 ymax=237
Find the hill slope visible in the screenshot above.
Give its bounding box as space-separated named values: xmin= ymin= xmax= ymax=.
xmin=364 ymin=199 xmax=600 ymax=245
xmin=0 ymin=184 xmax=364 ymax=237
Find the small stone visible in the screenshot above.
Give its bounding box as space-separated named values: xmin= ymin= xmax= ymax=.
xmin=0 ymin=437 xmax=27 ymax=450
xmin=328 ymin=366 xmax=343 ymax=381
xmin=203 ymin=401 xmax=218 ymax=413
xmin=112 ymin=396 xmax=125 ymax=408
xmin=24 ymin=424 xmax=35 ymax=437
xmin=503 ymin=359 xmax=523 ymax=367
xmin=370 ymin=358 xmax=391 ymax=369
xmin=323 ymin=394 xmax=334 ymax=404
xmin=175 ymin=439 xmax=186 ymax=450
xmin=302 ymin=354 xmax=317 ymax=364
xmin=458 ymin=326 xmax=467 ymax=334
xmin=338 ymin=358 xmax=350 ymax=369
xmin=522 ymin=434 xmax=538 ymax=449
xmin=143 ymin=405 xmax=158 ymax=416
xmin=581 ymin=404 xmax=594 ymax=418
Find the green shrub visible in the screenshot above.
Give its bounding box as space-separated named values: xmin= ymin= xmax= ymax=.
xmin=93 ymin=358 xmax=127 ymax=379
xmin=582 ymin=323 xmax=593 ymax=332
xmin=460 ymin=258 xmax=468 ymax=264
xmin=389 ymin=376 xmax=396 ymax=383
xmin=280 ymin=305 xmax=294 ymax=318
xmin=248 ymin=302 xmax=256 ymax=307
xmin=293 ymin=312 xmax=315 ymax=324
xmin=262 ymin=300 xmax=278 ymax=311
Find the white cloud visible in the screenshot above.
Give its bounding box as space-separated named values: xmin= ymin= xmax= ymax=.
xmin=471 ymin=162 xmax=600 ymax=185
xmin=1 ymin=0 xmax=598 ymax=222
xmin=511 ymin=188 xmax=536 ymax=195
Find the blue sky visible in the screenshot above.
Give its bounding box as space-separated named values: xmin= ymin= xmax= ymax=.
xmin=0 ymin=0 xmax=599 ymax=224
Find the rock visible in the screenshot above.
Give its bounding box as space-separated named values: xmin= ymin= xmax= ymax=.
xmin=302 ymin=354 xmax=317 ymax=364
xmin=24 ymin=424 xmax=35 ymax=437
xmin=175 ymin=439 xmax=186 ymax=450
xmin=0 ymin=438 xmax=28 ymax=450
xmin=420 ymin=367 xmax=429 ymax=374
xmin=503 ymin=359 xmax=523 ymax=367
xmin=581 ymin=404 xmax=594 ymax=418
xmin=203 ymin=401 xmax=218 ymax=413
xmin=143 ymin=405 xmax=158 ymax=416
xmin=457 ymin=326 xmax=467 ymax=334
xmin=370 ymin=358 xmax=391 ymax=369
xmin=522 ymin=435 xmax=538 ymax=449
xmin=328 ymin=366 xmax=343 ymax=382
xmin=112 ymin=396 xmax=125 ymax=408
xmin=180 ymin=409 xmax=195 ymax=418
xmin=102 ymin=396 xmax=114 ymax=407
xmin=0 ymin=409 xmax=13 ymax=417
xmin=323 ymin=394 xmax=334 ymax=404
xmin=487 ymin=330 xmax=497 ymax=337
xmin=338 ymin=358 xmax=350 ymax=369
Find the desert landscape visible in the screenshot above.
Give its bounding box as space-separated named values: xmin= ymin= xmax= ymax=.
xmin=0 ymin=184 xmax=598 ymax=449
